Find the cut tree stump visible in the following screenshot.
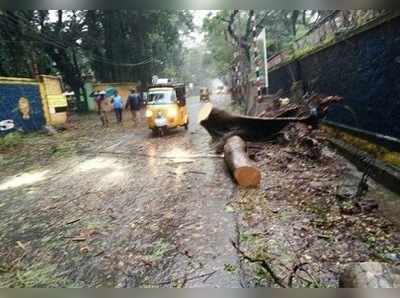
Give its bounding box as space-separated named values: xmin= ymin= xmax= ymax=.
xmin=224 ymin=136 xmax=261 ymax=187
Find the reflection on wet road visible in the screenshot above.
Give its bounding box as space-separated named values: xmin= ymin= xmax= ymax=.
xmin=98 ymin=95 xmax=240 ymax=287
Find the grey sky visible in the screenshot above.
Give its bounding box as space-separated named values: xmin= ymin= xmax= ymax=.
xmin=183 ymin=10 xmax=217 ymax=49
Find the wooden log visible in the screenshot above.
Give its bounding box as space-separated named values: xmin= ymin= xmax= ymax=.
xmin=198 ymin=103 xmax=314 ymax=141
xmin=223 ymin=136 xmax=261 ymax=187
xmin=198 ymin=96 xmax=342 ymax=142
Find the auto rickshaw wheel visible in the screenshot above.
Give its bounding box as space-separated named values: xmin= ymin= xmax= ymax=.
xmin=184 ymin=119 xmax=189 ymax=130
xmin=157 ymin=127 xmax=167 ymax=137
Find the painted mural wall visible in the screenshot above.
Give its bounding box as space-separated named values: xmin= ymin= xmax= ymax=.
xmin=0 ymin=78 xmax=45 ymax=135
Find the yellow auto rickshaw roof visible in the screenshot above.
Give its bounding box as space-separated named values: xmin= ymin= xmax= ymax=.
xmin=149 ymin=87 xmax=174 ymax=92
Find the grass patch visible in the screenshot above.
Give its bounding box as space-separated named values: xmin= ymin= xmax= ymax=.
xmin=0 ymin=132 xmax=24 ymax=151
xmin=147 ymin=239 xmax=169 ymax=262
xmin=0 ymin=263 xmax=67 ymax=287
xmin=305 ymin=202 xmax=330 ymax=228
xmin=224 ymin=263 xmax=236 ymax=273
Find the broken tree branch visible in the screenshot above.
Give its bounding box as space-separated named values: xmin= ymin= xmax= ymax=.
xmin=288 ymin=262 xmax=309 ymax=287
xmin=228 ymin=10 xmax=241 ymax=45
xmin=199 ymin=96 xmax=343 ymax=142
xmin=146 ymin=270 xmax=217 ymax=286
xmin=230 ymin=239 xmax=286 ymax=288
xmin=199 ymin=103 xmax=313 ymax=142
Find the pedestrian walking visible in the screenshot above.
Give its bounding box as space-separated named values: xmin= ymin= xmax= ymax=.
xmin=125 ymin=88 xmax=141 ymax=125
xmin=111 ymin=91 xmax=123 ymax=124
xmin=91 ymin=90 xmax=109 ymax=127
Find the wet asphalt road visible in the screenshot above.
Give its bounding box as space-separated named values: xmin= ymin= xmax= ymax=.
xmin=0 ymin=95 xmax=241 ymax=287
xmin=97 ymin=94 xmax=241 ymax=287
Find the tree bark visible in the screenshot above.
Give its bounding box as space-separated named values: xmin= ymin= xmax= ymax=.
xmin=224 ymin=136 xmax=261 ymax=187
xmin=198 ymin=103 xmax=316 ymax=142
xmin=199 ymin=95 xmax=342 ymax=141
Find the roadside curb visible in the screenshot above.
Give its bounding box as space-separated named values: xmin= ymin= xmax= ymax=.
xmin=328 ymin=138 xmax=400 ymax=195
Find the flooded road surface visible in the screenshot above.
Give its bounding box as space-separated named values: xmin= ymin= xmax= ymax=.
xmin=0 ymin=95 xmax=241 ymax=287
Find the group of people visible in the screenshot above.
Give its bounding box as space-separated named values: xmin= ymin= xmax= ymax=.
xmin=92 ymin=88 xmax=142 ymax=127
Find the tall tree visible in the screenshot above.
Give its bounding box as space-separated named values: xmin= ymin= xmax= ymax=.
xmin=0 ymin=9 xmax=193 ymax=110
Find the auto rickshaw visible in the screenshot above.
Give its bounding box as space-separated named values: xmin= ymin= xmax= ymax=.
xmin=145 ymin=83 xmax=189 ymax=136
xmin=200 ymin=87 xmax=210 ymax=102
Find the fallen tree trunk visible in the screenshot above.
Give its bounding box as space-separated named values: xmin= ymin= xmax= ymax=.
xmin=199 ymin=96 xmax=342 ymax=142
xmin=224 ymin=136 xmax=261 ymax=187
xmin=198 ymin=103 xmax=316 ymax=142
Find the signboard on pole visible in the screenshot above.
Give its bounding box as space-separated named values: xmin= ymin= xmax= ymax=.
xmin=251 ymin=28 xmax=269 ymax=90
xmin=260 ymin=28 xmax=269 ymax=89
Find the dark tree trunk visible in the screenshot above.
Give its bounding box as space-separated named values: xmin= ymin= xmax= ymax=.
xmin=198 ymin=99 xmax=342 ymax=142
xmin=291 ymin=11 xmax=300 ymax=36
xmin=199 ymin=103 xmax=315 ymax=141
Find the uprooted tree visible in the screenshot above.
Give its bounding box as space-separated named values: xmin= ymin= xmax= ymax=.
xmin=198 ymin=96 xmax=342 ymax=142
xmin=198 ymin=96 xmax=343 ymax=187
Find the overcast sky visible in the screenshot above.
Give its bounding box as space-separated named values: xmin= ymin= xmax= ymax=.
xmin=49 ymin=10 xmax=216 ymax=49
xmin=183 ymin=10 xmax=216 ymax=49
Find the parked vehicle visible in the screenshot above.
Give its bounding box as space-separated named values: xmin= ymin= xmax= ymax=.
xmin=145 ymin=83 xmax=188 ymax=136
xmin=216 ymin=86 xmax=224 ymax=95
xmin=200 ymin=87 xmax=210 ymax=102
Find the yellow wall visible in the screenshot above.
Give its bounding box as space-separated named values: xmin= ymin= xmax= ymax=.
xmin=39 ymin=75 xmax=68 ymax=126
xmin=41 ymin=75 xmax=62 ymax=95
xmin=0 ymin=77 xmax=37 ymax=84
xmin=85 ymin=82 xmax=138 ymax=112
xmin=93 ymin=82 xmax=137 ymax=100
xmin=93 ymin=82 xmax=137 ymax=111
xmin=322 ymin=125 xmax=400 ymax=168
xmin=1 ymin=75 xmax=68 ymax=127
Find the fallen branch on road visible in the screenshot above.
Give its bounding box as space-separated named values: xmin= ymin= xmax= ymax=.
xmin=288 ymin=262 xmax=309 ymax=287
xmin=144 ymin=270 xmax=217 ymax=286
xmin=184 ymin=170 xmax=207 ymax=175
xmin=165 ymin=160 xmax=194 ymax=165
xmin=230 ymin=239 xmax=286 ymax=288
xmin=231 ymin=239 xmax=317 ymax=288
xmin=97 ymin=150 xmax=223 ymax=160
xmin=65 ymin=218 xmax=81 ymax=225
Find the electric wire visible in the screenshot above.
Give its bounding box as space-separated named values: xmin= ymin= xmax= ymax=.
xmin=0 ymin=13 xmax=155 ymax=68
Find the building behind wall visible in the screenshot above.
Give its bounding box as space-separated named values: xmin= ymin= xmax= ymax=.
xmin=85 ymin=82 xmax=138 ymax=112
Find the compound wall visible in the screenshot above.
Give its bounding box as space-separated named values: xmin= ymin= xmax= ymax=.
xmin=268 ymin=14 xmax=400 ymax=139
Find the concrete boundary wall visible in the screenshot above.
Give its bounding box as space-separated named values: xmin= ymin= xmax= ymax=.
xmin=266 ymin=13 xmax=400 ymax=140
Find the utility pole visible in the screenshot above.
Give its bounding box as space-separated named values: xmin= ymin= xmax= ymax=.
xmin=261 ymin=27 xmax=269 ymax=91
xmin=31 ymin=49 xmax=40 ymax=79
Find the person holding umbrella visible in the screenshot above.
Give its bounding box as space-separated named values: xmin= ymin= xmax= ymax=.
xmin=90 ymin=90 xmax=109 ymax=127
